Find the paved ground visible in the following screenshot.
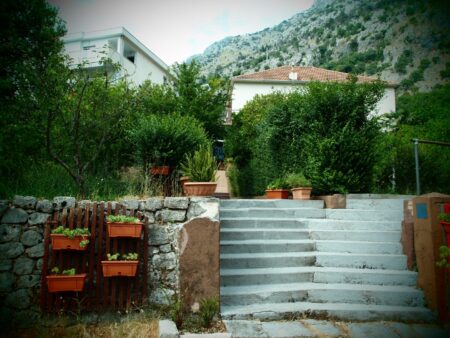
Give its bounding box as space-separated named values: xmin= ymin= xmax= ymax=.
xmin=223 ymin=319 xmax=450 ymax=338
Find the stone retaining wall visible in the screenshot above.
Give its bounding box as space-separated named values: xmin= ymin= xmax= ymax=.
xmin=0 ymin=195 xmax=219 ymax=328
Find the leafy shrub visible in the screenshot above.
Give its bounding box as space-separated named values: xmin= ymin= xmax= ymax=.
xmin=395 ymin=50 xmax=413 ymax=74
xmin=106 ymin=252 xmax=138 ymax=261
xmin=51 ymin=267 xmax=76 ymax=275
xmin=439 ymin=213 xmax=450 ymax=222
xmin=285 ymin=173 xmax=311 ymax=188
xmin=129 ymin=113 xmax=209 ymax=168
xmin=106 ymin=215 xmax=140 ymax=223
xmin=266 ymin=178 xmax=289 ymax=190
xmin=51 ymin=226 xmax=90 ymax=247
xmin=180 ymin=144 xmax=217 ymax=182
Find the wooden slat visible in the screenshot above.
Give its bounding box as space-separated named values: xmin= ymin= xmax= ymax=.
xmin=143 ymin=214 xmax=149 ymax=303
xmin=88 ymin=203 xmax=96 ymax=306
xmin=96 ymin=203 xmax=105 ymax=309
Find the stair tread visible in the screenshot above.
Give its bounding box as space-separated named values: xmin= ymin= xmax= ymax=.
xmin=221 ymin=228 xmax=400 ymax=233
xmin=221 ymin=282 xmax=423 ymax=295
xmin=220 ymin=251 xmax=405 ymax=258
xmin=221 ymin=266 xmax=416 ymax=276
xmin=220 ymin=239 xmax=401 ymax=245
xmin=221 ymin=217 xmax=399 ymax=223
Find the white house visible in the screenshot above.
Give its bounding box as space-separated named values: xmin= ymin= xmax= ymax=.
xmin=230 ymin=66 xmax=396 ymax=119
xmin=63 ymin=27 xmax=170 ymax=86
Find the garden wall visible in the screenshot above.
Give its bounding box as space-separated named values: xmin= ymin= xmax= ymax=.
xmin=0 ymin=195 xmax=220 ymax=328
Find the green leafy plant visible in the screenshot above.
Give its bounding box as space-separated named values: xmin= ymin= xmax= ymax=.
xmin=106 ymin=215 xmax=140 ymax=223
xmin=439 ymin=213 xmax=450 ymax=223
xmin=51 ymin=226 xmax=90 ymax=247
xmin=180 ymin=144 xmax=218 ymax=182
xmin=285 ymin=173 xmax=311 ymax=188
xmin=436 ymin=246 xmax=450 ymax=268
xmin=50 ymin=267 xmax=76 ymax=275
xmin=199 ymin=297 xmax=219 ymax=328
xmin=266 ymin=178 xmax=289 ymax=190
xmin=170 ymin=297 xmax=185 ymax=329
xmin=106 ymin=252 xmax=138 ymax=261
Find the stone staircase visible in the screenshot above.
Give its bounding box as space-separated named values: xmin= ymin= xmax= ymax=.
xmin=219 ymin=198 xmax=435 ymax=322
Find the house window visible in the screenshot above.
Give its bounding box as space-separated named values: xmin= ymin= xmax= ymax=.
xmin=126 ymin=54 xmax=135 ymax=63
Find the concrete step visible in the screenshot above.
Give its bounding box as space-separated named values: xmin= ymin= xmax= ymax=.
xmin=220 ymin=283 xmax=424 ymax=307
xmin=221 ymin=228 xmax=401 ymax=242
xmin=221 ymin=267 xmax=417 ymax=287
xmin=221 ymin=228 xmax=310 ymax=240
xmin=220 ymin=218 xmax=307 ymax=229
xmin=221 ymin=252 xmax=407 ymax=270
xmin=220 ymin=208 xmax=326 ymax=219
xmin=306 ymin=219 xmax=401 ymax=231
xmin=220 ymin=199 xmax=324 ymax=209
xmin=346 ymin=198 xmax=407 ymax=210
xmin=325 ymin=209 xmax=403 ymax=222
xmin=220 ymin=302 xmax=434 ymax=322
xmin=315 ymin=240 xmax=402 ymax=254
xmin=220 ymin=240 xmax=315 ymax=254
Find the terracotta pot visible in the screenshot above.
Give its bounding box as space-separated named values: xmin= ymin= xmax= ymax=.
xmin=51 ymin=234 xmax=89 ymax=251
xmin=150 ymin=166 xmax=170 ymax=175
xmin=266 ymin=189 xmax=290 ymax=199
xmin=46 ymin=273 xmax=87 ymax=293
xmin=107 ymin=222 xmax=143 ymax=238
xmin=183 ymin=182 xmax=217 ymax=196
xmin=101 ymin=261 xmax=138 ymax=277
xmin=291 ymin=187 xmax=312 ymax=200
xmin=180 ymin=176 xmax=190 ymax=187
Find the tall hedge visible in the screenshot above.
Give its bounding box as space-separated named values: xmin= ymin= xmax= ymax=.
xmin=226 ymin=79 xmax=385 ymax=196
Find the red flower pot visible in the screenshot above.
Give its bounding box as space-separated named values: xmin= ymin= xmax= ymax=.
xmin=107 ymin=222 xmax=143 ymax=238
xmin=266 ymin=189 xmax=290 ymax=199
xmin=151 ymin=166 xmax=170 ymax=175
xmin=46 ymin=273 xmax=87 ymax=293
xmin=51 ymin=234 xmax=89 ymax=251
xmin=101 ymin=261 xmax=138 ymax=277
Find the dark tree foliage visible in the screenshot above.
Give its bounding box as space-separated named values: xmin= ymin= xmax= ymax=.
xmin=0 ymin=0 xmax=66 ymax=183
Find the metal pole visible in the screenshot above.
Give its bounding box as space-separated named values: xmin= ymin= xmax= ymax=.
xmin=413 ymin=138 xmax=420 ymax=195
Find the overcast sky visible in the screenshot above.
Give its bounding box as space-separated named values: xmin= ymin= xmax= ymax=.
xmin=49 ymin=0 xmax=314 ymax=65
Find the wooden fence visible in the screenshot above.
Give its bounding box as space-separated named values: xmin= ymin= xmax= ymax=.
xmin=40 ymin=202 xmax=149 ymax=312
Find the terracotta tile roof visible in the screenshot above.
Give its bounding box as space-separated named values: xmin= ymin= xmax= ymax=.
xmin=232 ymin=66 xmax=379 ymax=84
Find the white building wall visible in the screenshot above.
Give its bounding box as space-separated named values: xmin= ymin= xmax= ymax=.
xmin=232 ymin=82 xmax=396 ymax=116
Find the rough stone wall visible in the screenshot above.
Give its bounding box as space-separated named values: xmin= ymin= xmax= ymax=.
xmin=0 ymin=195 xmax=219 ymax=327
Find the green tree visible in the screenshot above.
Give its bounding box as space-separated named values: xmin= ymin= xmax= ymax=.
xmin=172 ymin=61 xmax=230 ymax=139
xmin=0 ymin=0 xmax=66 ymax=186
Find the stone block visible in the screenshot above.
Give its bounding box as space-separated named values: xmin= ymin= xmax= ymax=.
xmin=187 ymin=203 xmax=206 ymax=219
xmin=5 ymin=289 xmax=31 ymax=309
xmin=0 ymin=224 xmax=21 ymax=243
xmin=21 ymin=230 xmax=42 ymax=247
xmin=28 ymin=212 xmax=50 ymax=225
xmin=121 ymin=200 xmax=140 ymax=210
xmin=164 ymin=197 xmax=189 ymax=210
xmin=149 ymin=226 xmax=170 ymax=245
xmin=143 ymin=212 xmax=155 ymax=224
xmin=26 ymin=243 xmax=44 ymax=258
xmin=144 ymin=198 xmax=164 ymax=211
xmin=77 ymin=200 xmax=92 ymax=209
xmin=1 ymin=208 xmax=28 ymax=224
xmin=13 ymin=196 xmax=37 ymax=209
xmin=0 ymin=200 xmax=8 ymax=217
xmin=149 ymin=288 xmax=174 ymax=305
xmin=17 ymin=274 xmax=40 ymax=289
xmin=152 ymin=252 xmax=177 ymax=270
xmin=36 ymin=199 xmax=53 ymax=213
xmin=0 ymin=242 xmax=25 ymax=258
xmin=14 ymin=257 xmax=35 ymax=275
xmin=0 ymin=259 xmax=12 ymax=271
xmin=52 ymin=196 xmax=76 ymax=210
xmin=156 ymin=209 xmax=186 ymax=223
xmin=159 ymin=319 xmax=179 ymax=338
xmin=0 ymin=272 xmax=14 ymax=292
xmin=160 ymin=244 xmax=172 ymax=253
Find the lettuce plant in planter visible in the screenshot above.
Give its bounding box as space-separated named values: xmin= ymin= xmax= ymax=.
xmin=106 ymin=215 xmax=142 ymax=238
xmin=46 ymin=267 xmax=87 ymax=292
xmin=180 ymin=144 xmax=218 ymax=196
xmin=51 ymin=226 xmax=90 ymax=251
xmin=102 ymin=252 xmax=139 ymax=277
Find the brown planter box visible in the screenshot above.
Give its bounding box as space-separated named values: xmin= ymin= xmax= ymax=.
xmin=46 ymin=273 xmax=87 ymax=293
xmin=291 ymin=187 xmax=312 ymax=200
xmin=50 ymin=234 xmax=89 ymax=251
xmin=184 ymin=182 xmax=217 ymax=196
xmin=266 ymin=189 xmax=290 ymax=199
xmin=101 ymin=261 xmax=138 ymax=277
xmin=314 ymin=194 xmax=346 ymax=209
xmin=107 ymin=222 xmax=143 ymax=238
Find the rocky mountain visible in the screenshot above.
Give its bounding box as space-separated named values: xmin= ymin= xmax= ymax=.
xmin=191 ymin=0 xmax=450 ymax=92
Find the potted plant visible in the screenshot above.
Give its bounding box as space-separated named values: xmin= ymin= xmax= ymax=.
xmin=265 ymin=178 xmax=290 ymax=199
xmin=285 ymin=173 xmax=312 ymax=200
xmin=106 ymin=215 xmax=143 ymax=238
xmin=102 ymin=252 xmax=139 ymax=277
xmin=180 ymin=144 xmax=218 ymax=196
xmin=150 ymin=165 xmax=171 ymax=176
xmin=439 ymin=213 xmax=450 ymax=230
xmin=50 ymin=226 xmax=90 ymax=251
xmin=46 ymin=267 xmax=87 ymax=292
